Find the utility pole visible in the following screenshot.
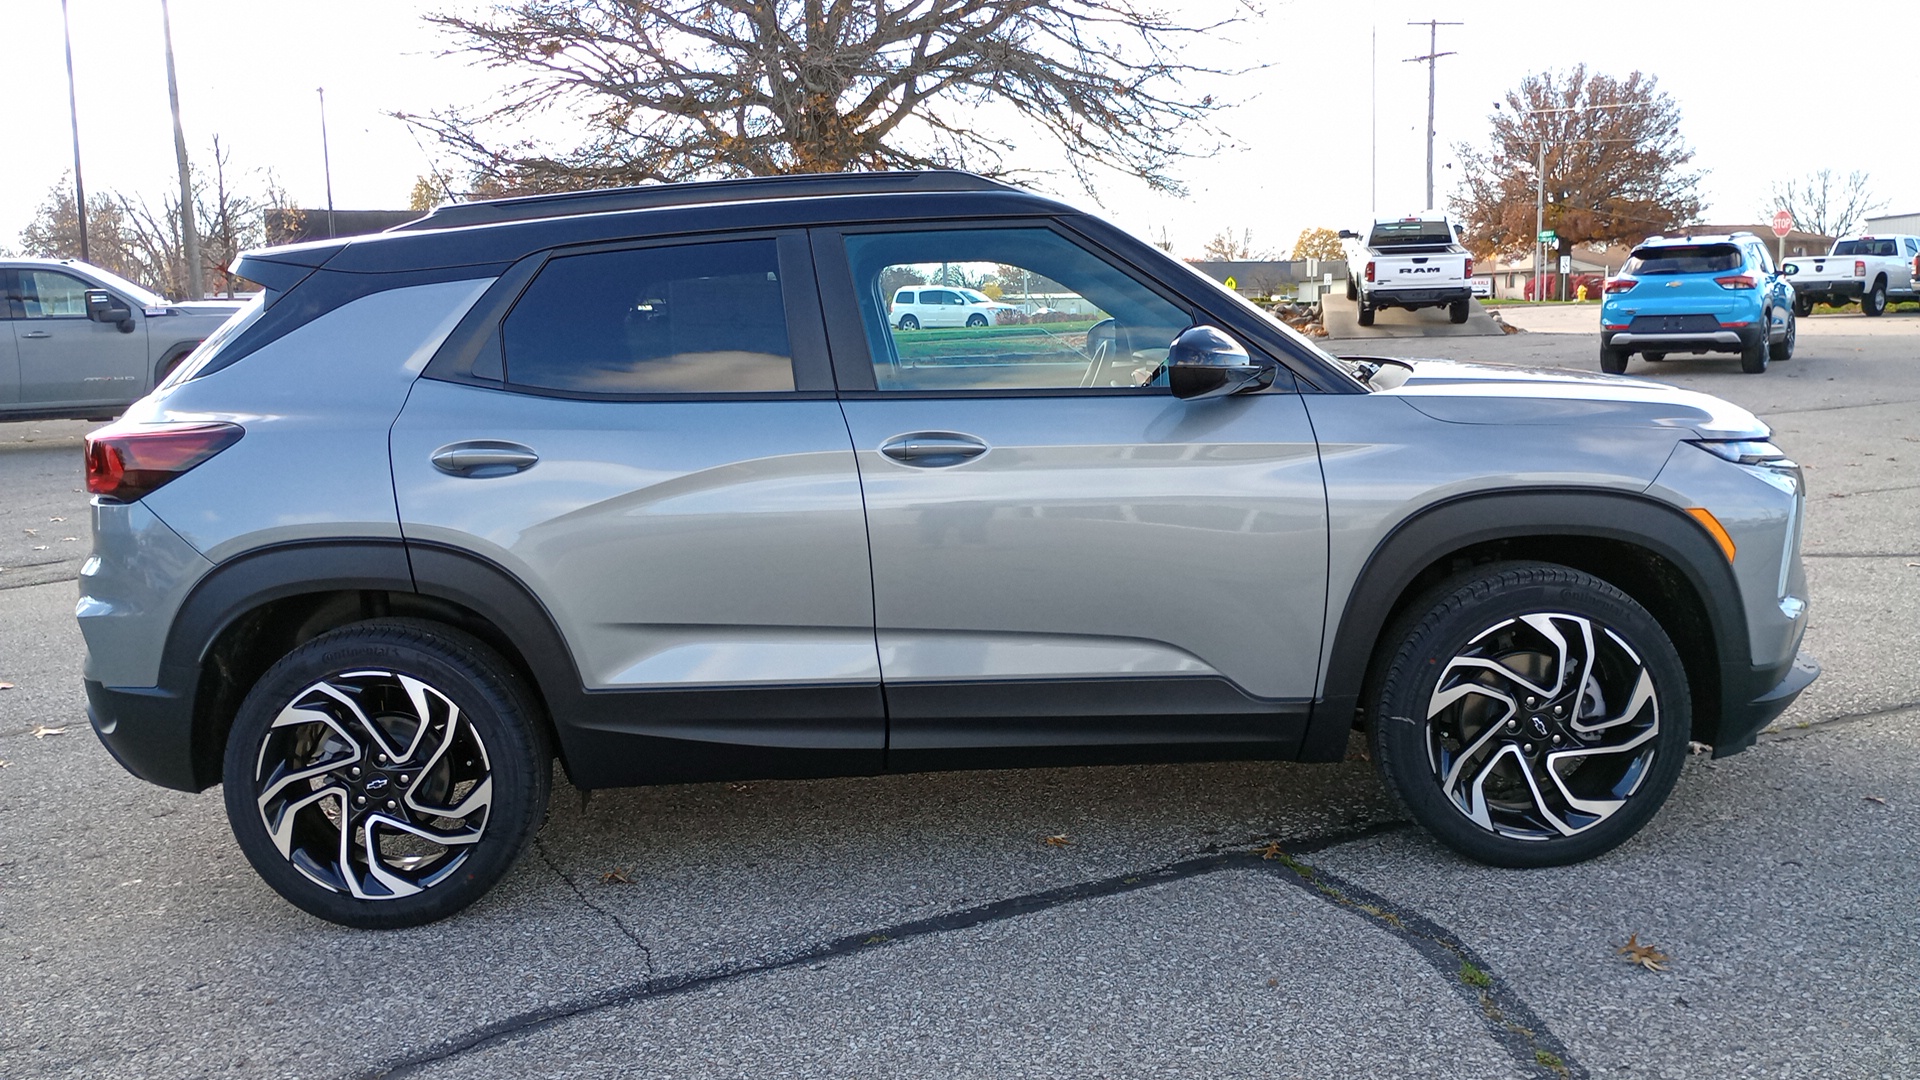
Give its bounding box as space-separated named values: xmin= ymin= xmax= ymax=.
xmin=60 ymin=0 xmax=88 ymax=262
xmin=160 ymin=0 xmax=202 ymax=299
xmin=1404 ymin=19 xmax=1460 ymax=212
xmin=318 ymin=87 xmax=337 ymax=239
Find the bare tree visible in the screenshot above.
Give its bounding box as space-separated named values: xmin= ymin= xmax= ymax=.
xmin=1451 ymin=65 xmax=1700 ymax=269
xmin=402 ymin=0 xmax=1253 ymax=196
xmin=198 ymin=136 xmax=267 ymax=297
xmin=1201 ymin=227 xmax=1267 ymax=261
xmin=1766 ymin=169 xmax=1886 ymax=238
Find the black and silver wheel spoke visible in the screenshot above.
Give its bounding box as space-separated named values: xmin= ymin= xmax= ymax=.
xmin=251 ymin=669 xmax=493 ymax=901
xmin=1426 ymin=613 xmax=1661 ymax=841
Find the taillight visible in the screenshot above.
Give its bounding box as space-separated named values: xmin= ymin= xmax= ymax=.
xmin=1605 ymin=278 xmax=1638 ymax=293
xmin=1855 ymin=260 xmax=1866 ymax=277
xmin=1714 ymin=275 xmax=1758 ymax=290
xmin=1464 ymin=257 xmax=1473 ymax=278
xmin=1365 ymin=261 xmax=1375 ymax=282
xmin=85 ymin=422 xmax=243 ymax=502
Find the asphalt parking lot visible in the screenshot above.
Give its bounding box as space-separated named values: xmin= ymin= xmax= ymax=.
xmin=2 ymin=307 xmax=1916 ymax=1079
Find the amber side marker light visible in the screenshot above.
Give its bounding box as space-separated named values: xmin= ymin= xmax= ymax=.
xmin=1686 ymin=507 xmax=1737 ymax=563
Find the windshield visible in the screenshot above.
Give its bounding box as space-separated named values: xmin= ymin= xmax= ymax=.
xmin=72 ymin=264 xmax=166 ymax=308
xmin=1832 ymin=239 xmax=1897 ymax=257
xmin=1624 ymin=244 xmax=1741 ymax=275
xmin=1369 ymin=220 xmax=1454 ymax=246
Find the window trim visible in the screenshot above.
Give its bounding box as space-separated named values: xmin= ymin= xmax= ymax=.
xmin=16 ymin=268 xmax=99 ymax=320
xmin=422 ymin=229 xmax=835 ymax=401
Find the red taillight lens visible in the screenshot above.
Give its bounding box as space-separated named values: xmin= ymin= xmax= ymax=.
xmin=1855 ymin=260 xmax=1866 ymax=277
xmin=1365 ymin=261 xmax=1375 ymax=282
xmin=1714 ymin=275 xmax=1757 ymax=290
xmin=1464 ymin=257 xmax=1473 ymax=278
xmin=1604 ymin=278 xmax=1638 ymax=293
xmin=85 ymin=422 xmax=244 ymax=501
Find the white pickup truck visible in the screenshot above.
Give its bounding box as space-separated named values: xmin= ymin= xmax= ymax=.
xmin=1781 ymin=234 xmax=1920 ymax=316
xmin=3 ymin=259 xmax=244 ymax=421
xmin=1339 ymin=213 xmax=1475 ymax=326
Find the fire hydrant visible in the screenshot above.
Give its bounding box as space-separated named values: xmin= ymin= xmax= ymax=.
xmin=1576 ymin=284 xmax=1589 ymax=302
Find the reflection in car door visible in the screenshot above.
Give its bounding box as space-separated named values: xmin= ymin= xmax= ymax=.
xmin=391 ymin=233 xmax=884 ymax=750
xmin=14 ymin=268 xmax=147 ymax=407
xmin=0 ymin=270 xmax=22 ymax=407
xmin=817 ymin=224 xmax=1330 ymax=752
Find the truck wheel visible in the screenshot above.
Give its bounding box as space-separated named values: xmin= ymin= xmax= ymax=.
xmin=223 ymin=619 xmax=551 ymax=928
xmin=1368 ymin=561 xmax=1691 ymax=867
xmin=1861 ymin=279 xmax=1887 ymax=316
xmin=1600 ymin=343 xmax=1629 ymax=374
xmin=1346 ymin=277 xmax=1358 ymax=301
xmin=1792 ymin=294 xmax=1813 ymax=318
xmin=1448 ymin=299 xmax=1470 ymax=324
xmin=1642 ymin=352 xmax=1668 ymax=362
xmin=1357 ymin=303 xmax=1375 ymax=327
xmin=1740 ymin=323 xmax=1770 ymax=373
xmin=1775 ymin=310 xmax=1796 ymax=361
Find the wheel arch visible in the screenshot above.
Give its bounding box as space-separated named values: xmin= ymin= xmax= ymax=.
xmin=153 ymin=339 xmax=204 ymax=383
xmin=163 ymin=540 xmax=579 ymax=790
xmin=1301 ymin=490 xmax=1747 ymax=762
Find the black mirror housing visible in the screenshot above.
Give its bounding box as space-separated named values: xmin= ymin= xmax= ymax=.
xmin=1337 ymin=229 xmax=1358 ymax=240
xmin=1167 ymin=325 xmax=1275 ymax=400
xmin=85 ymin=289 xmax=135 ymax=331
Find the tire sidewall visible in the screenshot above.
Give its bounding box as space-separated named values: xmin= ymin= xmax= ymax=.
xmin=222 ymin=620 xmax=549 ymax=928
xmin=1370 ymin=564 xmax=1692 ymax=867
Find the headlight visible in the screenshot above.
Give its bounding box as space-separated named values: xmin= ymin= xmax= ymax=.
xmin=1690 ymin=439 xmax=1790 ymax=466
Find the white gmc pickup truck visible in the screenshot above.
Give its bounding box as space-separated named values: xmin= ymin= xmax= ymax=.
xmin=1339 ymin=213 xmax=1474 ymax=326
xmin=1781 ymin=234 xmax=1920 ymax=316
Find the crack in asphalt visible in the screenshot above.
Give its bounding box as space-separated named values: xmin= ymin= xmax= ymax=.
xmin=1763 ymin=395 xmax=1920 ymax=417
xmin=356 ymin=822 xmax=1584 ymax=1080
xmin=1802 ymin=550 xmax=1920 ymax=559
xmin=531 ymin=836 xmax=657 ymax=979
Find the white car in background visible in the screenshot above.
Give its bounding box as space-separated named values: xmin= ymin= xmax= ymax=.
xmin=889 ymin=286 xmax=1013 ymax=329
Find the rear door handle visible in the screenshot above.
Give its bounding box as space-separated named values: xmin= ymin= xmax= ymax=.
xmin=21 ymin=330 xmax=51 ymax=339
xmin=430 ymin=441 xmax=540 ymax=477
xmin=879 ymin=432 xmax=989 ymax=466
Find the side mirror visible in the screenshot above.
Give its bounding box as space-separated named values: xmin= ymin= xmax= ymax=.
xmin=85 ymin=289 xmax=135 ymax=332
xmin=1167 ymin=325 xmax=1275 ymax=400
xmin=1780 ymin=263 xmax=1799 ymax=276
xmin=1337 ymin=229 xmax=1358 ymax=240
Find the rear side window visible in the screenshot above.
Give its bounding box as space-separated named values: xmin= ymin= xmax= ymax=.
xmin=1624 ymin=244 xmax=1742 ymax=275
xmin=1832 ymin=239 xmax=1897 ymax=257
xmin=895 ymin=290 xmax=916 ymax=304
xmin=502 ymin=240 xmax=794 ymax=394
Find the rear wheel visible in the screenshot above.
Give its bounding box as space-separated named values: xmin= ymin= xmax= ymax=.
xmin=1792 ymin=294 xmax=1813 ymax=318
xmin=1600 ymin=343 xmax=1629 ymax=374
xmin=1357 ymin=303 xmax=1375 ymax=327
xmin=1369 ymin=562 xmax=1691 ymax=866
xmin=1862 ymin=279 xmax=1887 ymax=317
xmin=1775 ymin=309 xmax=1796 ymax=361
xmin=1448 ymin=299 xmax=1470 ymax=324
xmin=1740 ymin=322 xmax=1770 ymax=373
xmin=223 ymin=619 xmax=551 ymax=928
xmin=1347 ymin=277 xmax=1358 ymax=301
xmin=1642 ymin=352 xmax=1668 ymax=362
xmin=897 ymin=314 xmax=920 ymax=330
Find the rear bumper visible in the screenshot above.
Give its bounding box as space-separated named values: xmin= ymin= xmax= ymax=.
xmin=1603 ymin=324 xmax=1760 ymax=355
xmin=86 ymin=677 xmax=205 ymax=793
xmin=1368 ymin=287 xmax=1471 ymax=309
xmin=1792 ymin=280 xmax=1864 ymax=301
xmin=1711 ymin=651 xmax=1820 ymax=758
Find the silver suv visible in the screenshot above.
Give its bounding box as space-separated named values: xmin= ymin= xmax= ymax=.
xmin=78 ymin=172 xmax=1817 ymax=927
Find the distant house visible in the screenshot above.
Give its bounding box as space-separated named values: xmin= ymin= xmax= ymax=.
xmin=1863 ymin=211 xmax=1920 ymax=235
xmin=265 ymin=208 xmax=421 ymax=246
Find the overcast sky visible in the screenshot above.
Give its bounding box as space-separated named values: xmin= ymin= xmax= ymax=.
xmin=6 ymin=0 xmax=1916 ymax=262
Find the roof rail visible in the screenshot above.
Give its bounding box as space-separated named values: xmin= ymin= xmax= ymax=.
xmin=390 ymin=170 xmax=1018 ymax=232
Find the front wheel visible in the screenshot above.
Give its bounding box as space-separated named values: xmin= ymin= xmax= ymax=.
xmin=223 ymin=619 xmax=551 ymax=928
xmin=1775 ymin=309 xmax=1796 ymax=361
xmin=965 ymin=313 xmax=988 ymax=328
xmin=1600 ymin=343 xmax=1630 ymax=374
xmin=1357 ymin=303 xmax=1375 ymax=327
xmin=1369 ymin=562 xmax=1691 ymax=866
xmin=1448 ymin=299 xmax=1470 ymax=324
xmin=1346 ymin=277 xmax=1359 ymax=301
xmin=1862 ymin=280 xmax=1887 ymax=316
xmin=1740 ymin=322 xmax=1770 ymax=373
xmin=1792 ymin=294 xmax=1813 ymax=318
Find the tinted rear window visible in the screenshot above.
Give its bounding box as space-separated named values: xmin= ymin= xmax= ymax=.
xmin=1624 ymin=244 xmax=1742 ymax=275
xmin=1832 ymin=239 xmax=1897 ymax=257
xmin=1369 ymin=221 xmax=1453 ymax=246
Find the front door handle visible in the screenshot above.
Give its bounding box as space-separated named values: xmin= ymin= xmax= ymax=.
xmin=879 ymin=432 xmax=989 ymax=466
xmin=430 ymin=440 xmax=540 ymax=477
xmin=21 ymin=330 xmax=51 ymax=339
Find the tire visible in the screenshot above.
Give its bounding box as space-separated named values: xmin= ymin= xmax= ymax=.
xmin=1448 ymin=299 xmax=1470 ymax=324
xmin=1368 ymin=562 xmax=1691 ymax=867
xmin=1775 ymin=309 xmax=1796 ymax=361
xmin=1861 ymin=279 xmax=1887 ymax=317
xmin=966 ymin=313 xmax=988 ymax=328
xmin=1346 ymin=277 xmax=1358 ymax=302
xmin=1600 ymin=343 xmax=1630 ymax=374
xmin=897 ymin=314 xmax=920 ymax=330
xmin=1642 ymin=352 xmax=1667 ymax=362
xmin=1357 ymin=303 xmax=1375 ymax=327
xmin=223 ymin=619 xmax=551 ymax=928
xmin=1740 ymin=322 xmax=1770 ymax=373
xmin=1792 ymin=294 xmax=1813 ymax=318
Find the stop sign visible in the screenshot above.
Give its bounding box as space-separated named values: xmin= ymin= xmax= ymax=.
xmin=1772 ymin=210 xmax=1793 ymax=237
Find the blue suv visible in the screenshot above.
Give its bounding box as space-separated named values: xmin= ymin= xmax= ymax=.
xmin=1600 ymin=233 xmax=1796 ymax=374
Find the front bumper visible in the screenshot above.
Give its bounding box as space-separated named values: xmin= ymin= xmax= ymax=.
xmin=1711 ymin=651 xmax=1820 ymax=757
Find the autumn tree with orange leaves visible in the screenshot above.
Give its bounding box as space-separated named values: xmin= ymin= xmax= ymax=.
xmin=402 ymin=0 xmax=1252 ymax=198
xmin=1450 ymin=66 xmax=1701 ymax=269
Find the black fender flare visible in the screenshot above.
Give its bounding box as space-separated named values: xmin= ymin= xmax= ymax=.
xmin=1298 ymin=489 xmax=1747 ymax=761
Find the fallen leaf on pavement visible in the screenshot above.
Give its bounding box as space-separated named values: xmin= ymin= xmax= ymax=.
xmin=1864 ymin=795 xmax=1888 ymax=805
xmin=1041 ymin=833 xmax=1071 ymax=847
xmin=600 ymin=867 xmax=633 ymax=884
xmin=0 ymin=760 xmax=10 ymax=768
xmin=1688 ymin=740 xmax=1711 ymax=755
xmin=0 ymin=682 xmax=14 ymax=690
xmin=1616 ymin=933 xmax=1669 ymax=971
xmin=30 ymin=546 xmax=48 ymax=552
xmin=47 ymin=517 xmax=64 ymax=522
xmin=1258 ymin=842 xmax=1284 ymax=860
xmin=21 ymin=528 xmax=37 ymax=536
xmin=29 ymin=725 xmax=66 ymax=739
